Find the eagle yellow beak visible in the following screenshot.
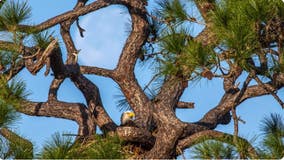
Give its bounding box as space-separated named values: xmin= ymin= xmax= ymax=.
xmin=127 ymin=112 xmax=135 ymax=119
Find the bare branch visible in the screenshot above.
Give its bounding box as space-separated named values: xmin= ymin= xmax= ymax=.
xmin=253 ymin=75 xmax=284 ymax=108
xmin=231 ymin=106 xmax=238 ymax=141
xmin=18 ymin=100 xmax=95 ymax=136
xmin=24 ymin=39 xmax=58 ymax=75
xmin=48 ymin=78 xmax=65 ymax=101
xmin=176 ymin=101 xmax=195 ymax=109
xmin=80 ymin=66 xmax=114 ymax=77
xmin=76 ymin=18 xmax=85 ymax=37
xmin=17 ymin=0 xmax=130 ymax=33
xmin=241 ymin=73 xmax=284 ymax=103
xmin=231 ymin=74 xmax=253 ymax=140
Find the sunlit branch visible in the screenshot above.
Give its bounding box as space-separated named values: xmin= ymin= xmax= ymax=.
xmin=176 ymin=101 xmax=194 ymax=109
xmin=80 ymin=66 xmax=114 ymax=77
xmin=24 ymin=38 xmax=58 ymax=75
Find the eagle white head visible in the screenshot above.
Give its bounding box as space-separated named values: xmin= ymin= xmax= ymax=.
xmin=121 ymin=111 xmax=135 ymax=126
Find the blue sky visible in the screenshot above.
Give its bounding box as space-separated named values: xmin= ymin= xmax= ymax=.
xmin=7 ymin=0 xmax=284 ymax=156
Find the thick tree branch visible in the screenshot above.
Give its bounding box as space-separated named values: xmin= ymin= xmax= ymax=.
xmin=58 ymin=2 xmax=118 ymax=135
xmin=18 ymin=100 xmax=94 ymax=136
xmin=195 ymin=73 xmax=284 ymax=131
xmin=156 ymin=76 xmax=188 ymax=110
xmin=194 ymin=27 xmax=217 ymax=46
xmin=143 ymin=122 xmax=185 ymax=159
xmin=80 ymin=66 xmax=114 ymax=77
xmin=71 ymin=74 xmax=117 ymax=133
xmin=0 ymin=41 xmax=35 ymax=80
xmin=193 ymin=0 xmax=217 ymax=46
xmin=176 ymin=101 xmax=194 ymax=109
xmin=116 ymin=126 xmax=155 ymax=146
xmin=60 ymin=18 xmax=79 ymax=64
xmin=113 ymin=1 xmax=152 ymax=129
xmin=223 ymin=65 xmax=243 ymax=93
xmin=144 ymin=76 xmax=188 ymax=158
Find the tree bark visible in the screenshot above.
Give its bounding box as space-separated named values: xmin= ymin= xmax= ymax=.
xmin=0 ymin=0 xmax=283 ymax=158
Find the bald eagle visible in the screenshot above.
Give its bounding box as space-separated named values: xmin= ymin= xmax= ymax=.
xmin=120 ymin=111 xmax=135 ymax=126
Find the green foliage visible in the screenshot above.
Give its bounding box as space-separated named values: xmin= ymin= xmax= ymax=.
xmin=261 ymin=113 xmax=284 ymax=136
xmin=0 ymin=51 xmax=14 ymax=71
xmin=0 ymin=77 xmax=28 ymax=127
xmin=150 ymin=0 xmax=283 ymax=79
xmin=0 ymin=128 xmax=33 ymax=159
xmin=211 ymin=1 xmax=258 ymax=56
xmin=0 ymin=136 xmax=9 ymax=158
xmin=0 ymin=103 xmax=17 ymax=128
xmin=210 ymin=0 xmax=284 ymax=70
xmin=233 ymin=136 xmax=258 ymax=158
xmin=39 ymin=133 xmax=125 ymax=159
xmin=189 ymin=113 xmax=284 ymax=159
xmin=32 ymin=31 xmax=53 ymax=49
xmin=0 ymin=77 xmax=29 ymax=109
xmin=6 ymin=140 xmax=33 ymax=159
xmin=0 ymin=0 xmax=31 ymax=31
xmin=71 ymin=135 xmax=125 ymax=159
xmin=156 ymin=0 xmax=188 ymax=24
xmin=258 ymin=113 xmax=284 ymax=158
xmin=159 ymin=28 xmax=216 ymax=77
xmin=4 ymin=131 xmax=33 ymax=159
xmin=0 ymin=0 xmax=6 ymax=9
xmin=150 ymin=0 xmax=217 ymax=79
xmin=86 ymin=135 xmax=124 ymax=159
xmin=0 ymin=50 xmax=24 ymax=76
xmin=39 ymin=132 xmax=74 ymax=159
xmin=191 ymin=140 xmax=237 ymax=159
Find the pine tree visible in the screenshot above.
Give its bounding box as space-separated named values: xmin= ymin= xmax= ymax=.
xmin=0 ymin=0 xmax=283 ymax=158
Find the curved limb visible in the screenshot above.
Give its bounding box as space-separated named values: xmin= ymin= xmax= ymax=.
xmin=18 ymin=100 xmax=95 ymax=136
xmin=177 ymin=130 xmax=258 ymax=159
xmin=113 ymin=0 xmax=151 ymax=129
